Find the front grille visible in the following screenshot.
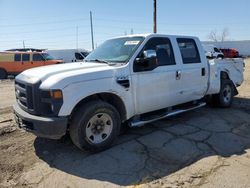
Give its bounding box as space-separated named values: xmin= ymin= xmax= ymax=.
xmin=15 ymin=80 xmax=61 ymax=116
xmin=15 ymin=80 xmax=35 ymax=113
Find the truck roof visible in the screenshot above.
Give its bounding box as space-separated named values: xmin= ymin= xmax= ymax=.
xmin=110 ymin=33 xmax=198 ymax=39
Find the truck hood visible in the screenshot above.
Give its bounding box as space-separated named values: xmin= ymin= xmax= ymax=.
xmin=16 ymin=62 xmax=117 ymax=88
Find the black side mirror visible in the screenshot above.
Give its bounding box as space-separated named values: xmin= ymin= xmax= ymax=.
xmin=135 ymin=50 xmax=157 ymax=72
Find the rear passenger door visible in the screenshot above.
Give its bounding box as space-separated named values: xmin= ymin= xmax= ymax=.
xmin=176 ymin=38 xmax=208 ymax=103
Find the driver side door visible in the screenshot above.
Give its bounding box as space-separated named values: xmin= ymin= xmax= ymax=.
xmin=131 ymin=37 xmax=180 ymax=115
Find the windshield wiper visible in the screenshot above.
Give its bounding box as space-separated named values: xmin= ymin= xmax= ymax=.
xmin=86 ymin=59 xmax=110 ymax=64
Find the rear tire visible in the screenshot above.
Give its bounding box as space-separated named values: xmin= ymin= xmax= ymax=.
xmin=69 ymin=101 xmax=121 ymax=152
xmin=212 ymin=79 xmax=233 ymax=107
xmin=217 ymin=55 xmax=224 ymax=59
xmin=0 ymin=69 xmax=7 ymax=79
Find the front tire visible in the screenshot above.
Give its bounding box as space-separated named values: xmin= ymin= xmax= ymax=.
xmin=69 ymin=101 xmax=121 ymax=152
xmin=213 ymin=79 xmax=233 ymax=107
xmin=0 ymin=68 xmax=7 ymax=79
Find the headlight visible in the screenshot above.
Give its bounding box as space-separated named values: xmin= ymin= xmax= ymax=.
xmin=50 ymin=90 xmax=63 ymax=99
xmin=40 ymin=89 xmax=63 ymax=115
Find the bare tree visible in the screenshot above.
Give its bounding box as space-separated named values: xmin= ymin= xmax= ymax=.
xmin=208 ymin=30 xmax=218 ymax=42
xmin=221 ymin=28 xmax=229 ymax=42
xmin=207 ymin=28 xmax=229 ymax=42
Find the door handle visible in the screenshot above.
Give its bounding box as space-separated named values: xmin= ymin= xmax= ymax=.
xmin=201 ymin=68 xmax=205 ymax=76
xmin=176 ymin=70 xmax=181 ymax=80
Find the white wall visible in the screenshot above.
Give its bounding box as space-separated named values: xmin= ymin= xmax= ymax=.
xmin=202 ymin=40 xmax=250 ymax=56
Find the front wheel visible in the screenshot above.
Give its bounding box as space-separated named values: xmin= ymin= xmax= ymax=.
xmin=69 ymin=101 xmax=121 ymax=152
xmin=213 ymin=80 xmax=234 ymax=107
xmin=0 ymin=68 xmax=7 ymax=79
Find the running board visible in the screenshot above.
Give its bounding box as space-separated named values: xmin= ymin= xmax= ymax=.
xmin=129 ymin=102 xmax=206 ymax=127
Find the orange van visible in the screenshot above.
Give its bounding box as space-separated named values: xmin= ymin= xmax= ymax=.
xmin=0 ymin=50 xmax=63 ymax=79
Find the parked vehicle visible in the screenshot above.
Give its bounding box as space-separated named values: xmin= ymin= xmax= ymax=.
xmin=0 ymin=49 xmax=63 ymax=79
xmin=220 ymin=48 xmax=239 ymax=58
xmin=46 ymin=49 xmax=89 ymax=63
xmin=14 ymin=34 xmax=244 ymax=151
xmin=203 ymin=44 xmax=224 ymax=59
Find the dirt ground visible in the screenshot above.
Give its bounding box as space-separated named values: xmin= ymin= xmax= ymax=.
xmin=0 ymin=60 xmax=250 ymax=188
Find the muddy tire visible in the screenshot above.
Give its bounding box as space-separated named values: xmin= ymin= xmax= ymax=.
xmin=0 ymin=69 xmax=7 ymax=79
xmin=213 ymin=79 xmax=233 ymax=107
xmin=69 ymin=101 xmax=121 ymax=152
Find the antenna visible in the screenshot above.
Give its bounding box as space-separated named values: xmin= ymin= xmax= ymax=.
xmin=76 ymin=26 xmax=78 ymax=49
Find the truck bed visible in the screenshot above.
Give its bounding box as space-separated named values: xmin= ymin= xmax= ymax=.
xmin=207 ymin=58 xmax=245 ymax=95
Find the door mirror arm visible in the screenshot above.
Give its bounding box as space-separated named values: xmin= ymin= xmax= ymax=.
xmin=134 ymin=50 xmax=158 ymax=72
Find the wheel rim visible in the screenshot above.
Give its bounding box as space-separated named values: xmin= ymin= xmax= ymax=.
xmin=85 ymin=113 xmax=113 ymax=144
xmin=223 ymin=84 xmax=232 ymax=104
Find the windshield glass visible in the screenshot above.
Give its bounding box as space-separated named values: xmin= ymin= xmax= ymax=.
xmin=85 ymin=37 xmax=144 ymax=63
xmin=42 ymin=53 xmax=55 ymax=60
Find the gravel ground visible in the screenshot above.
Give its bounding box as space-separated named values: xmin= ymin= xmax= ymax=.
xmin=0 ymin=59 xmax=249 ymax=188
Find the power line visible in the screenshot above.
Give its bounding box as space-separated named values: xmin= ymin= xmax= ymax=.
xmin=0 ymin=18 xmax=89 ymax=28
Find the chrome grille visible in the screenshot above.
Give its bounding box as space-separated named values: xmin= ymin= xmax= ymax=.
xmin=15 ymin=80 xmax=34 ymax=111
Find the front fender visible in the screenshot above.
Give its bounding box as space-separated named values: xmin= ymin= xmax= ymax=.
xmin=58 ymin=78 xmax=134 ymax=119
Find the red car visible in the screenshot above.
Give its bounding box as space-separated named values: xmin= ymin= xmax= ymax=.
xmin=220 ymin=48 xmax=239 ymax=58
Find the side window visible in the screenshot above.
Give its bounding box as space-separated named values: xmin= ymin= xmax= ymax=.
xmin=14 ymin=54 xmax=21 ymax=61
xmin=177 ymin=38 xmax=201 ymax=64
xmin=143 ymin=37 xmax=176 ymax=66
xmin=22 ymin=54 xmax=30 ymax=61
xmin=75 ymin=52 xmax=84 ymax=60
xmin=33 ymin=53 xmax=44 ymax=61
xmin=214 ymin=48 xmax=220 ymax=52
xmin=82 ymin=52 xmax=89 ymax=57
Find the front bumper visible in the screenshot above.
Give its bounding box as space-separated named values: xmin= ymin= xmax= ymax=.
xmin=13 ymin=102 xmax=68 ymax=139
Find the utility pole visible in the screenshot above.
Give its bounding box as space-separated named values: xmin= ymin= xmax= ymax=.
xmin=76 ymin=26 xmax=78 ymax=49
xmin=153 ymin=0 xmax=157 ymax=33
xmin=22 ymin=40 xmax=25 ymax=49
xmin=90 ymin=11 xmax=94 ymax=50
xmin=130 ymin=28 xmax=134 ymax=35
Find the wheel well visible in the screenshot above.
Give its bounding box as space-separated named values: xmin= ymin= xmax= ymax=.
xmin=220 ymin=71 xmax=238 ymax=95
xmin=0 ymin=68 xmax=6 ymax=72
xmin=70 ymin=93 xmax=127 ymax=122
xmin=220 ymin=71 xmax=229 ymax=80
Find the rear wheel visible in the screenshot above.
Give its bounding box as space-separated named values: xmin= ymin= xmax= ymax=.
xmin=0 ymin=69 xmax=7 ymax=79
xmin=213 ymin=79 xmax=233 ymax=107
xmin=69 ymin=101 xmax=121 ymax=152
xmin=217 ymin=55 xmax=224 ymax=59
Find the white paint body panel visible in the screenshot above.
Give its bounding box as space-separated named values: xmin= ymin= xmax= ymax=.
xmin=15 ymin=34 xmax=244 ymax=120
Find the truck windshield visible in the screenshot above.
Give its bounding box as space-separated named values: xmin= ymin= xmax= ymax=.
xmin=85 ymin=37 xmax=144 ymax=64
xmin=42 ymin=53 xmax=55 ymax=60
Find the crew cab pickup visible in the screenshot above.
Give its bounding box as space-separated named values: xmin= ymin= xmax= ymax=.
xmin=13 ymin=34 xmax=244 ymax=151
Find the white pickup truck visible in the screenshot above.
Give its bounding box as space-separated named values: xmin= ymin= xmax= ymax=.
xmin=14 ymin=34 xmax=244 ymax=151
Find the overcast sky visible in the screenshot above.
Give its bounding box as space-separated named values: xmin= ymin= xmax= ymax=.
xmin=0 ymin=0 xmax=249 ymax=51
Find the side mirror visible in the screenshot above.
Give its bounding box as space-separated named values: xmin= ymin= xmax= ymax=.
xmin=135 ymin=50 xmax=157 ymax=72
xmin=143 ymin=50 xmax=157 ymax=59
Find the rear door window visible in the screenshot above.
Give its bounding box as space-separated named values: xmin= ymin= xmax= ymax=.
xmin=33 ymin=53 xmax=44 ymax=61
xmin=177 ymin=38 xmax=201 ymax=64
xmin=14 ymin=54 xmax=21 ymax=61
xmin=22 ymin=54 xmax=30 ymax=61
